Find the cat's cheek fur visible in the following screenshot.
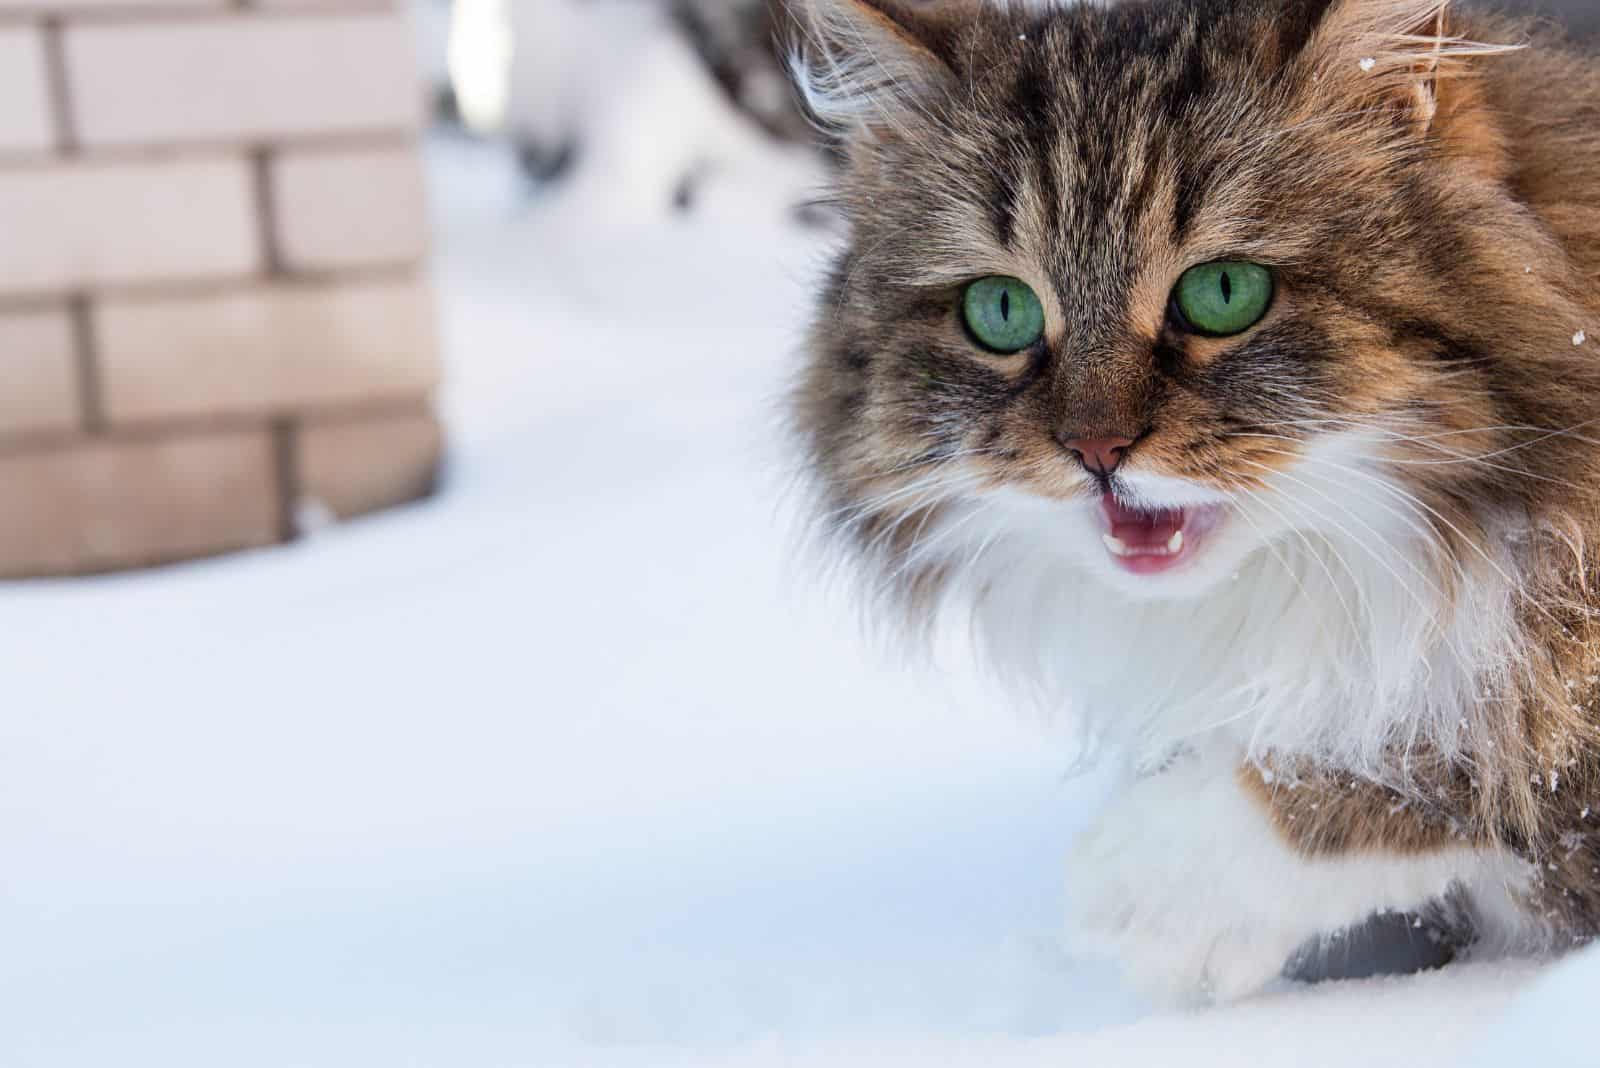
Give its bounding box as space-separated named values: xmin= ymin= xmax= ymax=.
xmin=1065 ymin=743 xmax=1537 ymax=1004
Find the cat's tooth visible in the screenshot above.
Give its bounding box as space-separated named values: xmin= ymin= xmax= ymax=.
xmin=1102 ymin=534 xmax=1130 ymax=557
xmin=1167 ymin=530 xmax=1184 ymax=554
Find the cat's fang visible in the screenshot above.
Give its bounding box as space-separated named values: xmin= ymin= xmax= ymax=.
xmin=1100 ymin=522 xmax=1185 ymax=562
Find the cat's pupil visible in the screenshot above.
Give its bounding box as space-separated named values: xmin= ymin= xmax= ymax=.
xmin=1000 ymin=290 xmax=1011 ymax=320
xmin=1220 ymin=271 xmax=1233 ymax=304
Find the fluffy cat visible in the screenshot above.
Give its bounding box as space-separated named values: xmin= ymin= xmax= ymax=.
xmin=789 ymin=0 xmax=1600 ymax=1002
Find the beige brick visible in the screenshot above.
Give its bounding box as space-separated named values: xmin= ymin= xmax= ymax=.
xmin=0 ymin=430 xmax=277 ymax=577
xmin=98 ymin=278 xmax=440 ymax=424
xmin=272 ymin=146 xmax=429 ymax=272
xmin=66 ymin=15 xmax=423 ymax=148
xmin=0 ymin=158 xmax=259 ymax=295
xmin=0 ymin=0 xmax=223 ymax=11
xmin=298 ymin=408 xmax=440 ymax=521
xmin=254 ymin=0 xmax=395 ymax=8
xmin=0 ymin=29 xmax=53 ymax=154
xmin=0 ymin=311 xmax=80 ymax=438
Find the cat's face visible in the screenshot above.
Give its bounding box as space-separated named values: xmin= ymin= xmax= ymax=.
xmin=794 ymin=0 xmax=1593 ymax=604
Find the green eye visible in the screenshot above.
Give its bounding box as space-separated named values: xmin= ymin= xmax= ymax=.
xmin=962 ymin=276 xmax=1045 ymax=354
xmin=1172 ymin=261 xmax=1275 ymax=337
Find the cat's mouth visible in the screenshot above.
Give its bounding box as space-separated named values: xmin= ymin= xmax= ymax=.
xmin=1098 ymin=492 xmax=1226 ymax=576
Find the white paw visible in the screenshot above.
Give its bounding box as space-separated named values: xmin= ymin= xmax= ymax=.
xmin=1064 ymin=756 xmax=1304 ymax=1003
xmin=1064 ymin=748 xmax=1490 ymax=1005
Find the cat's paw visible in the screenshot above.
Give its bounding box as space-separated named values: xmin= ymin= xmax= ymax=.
xmin=1063 ymin=756 xmax=1307 ymax=1004
xmin=1064 ymin=749 xmax=1493 ymax=1004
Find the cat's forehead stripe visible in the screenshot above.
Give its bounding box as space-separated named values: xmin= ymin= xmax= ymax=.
xmin=980 ymin=6 xmax=1244 ymax=320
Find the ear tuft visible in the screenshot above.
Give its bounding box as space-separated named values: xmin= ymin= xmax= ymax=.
xmin=786 ymin=0 xmax=971 ymax=137
xmin=1309 ymin=0 xmax=1521 ymax=134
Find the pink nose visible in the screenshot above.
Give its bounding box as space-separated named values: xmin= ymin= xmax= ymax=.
xmin=1062 ymin=435 xmax=1134 ymax=475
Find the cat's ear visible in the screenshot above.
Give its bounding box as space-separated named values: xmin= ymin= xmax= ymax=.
xmin=1305 ymin=0 xmax=1519 ymax=136
xmin=788 ymin=0 xmax=975 ymax=137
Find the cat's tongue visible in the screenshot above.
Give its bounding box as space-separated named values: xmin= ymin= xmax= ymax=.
xmin=1100 ymin=493 xmax=1190 ymax=574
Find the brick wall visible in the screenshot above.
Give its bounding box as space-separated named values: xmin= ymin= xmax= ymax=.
xmin=0 ymin=2 xmax=441 ymax=577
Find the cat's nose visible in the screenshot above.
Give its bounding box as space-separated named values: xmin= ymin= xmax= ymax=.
xmin=1060 ymin=435 xmax=1134 ymax=476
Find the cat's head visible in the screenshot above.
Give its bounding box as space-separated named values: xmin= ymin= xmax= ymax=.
xmin=792 ymin=0 xmax=1600 ymax=608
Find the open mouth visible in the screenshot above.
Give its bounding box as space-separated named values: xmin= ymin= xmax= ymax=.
xmin=1098 ymin=492 xmax=1225 ymax=576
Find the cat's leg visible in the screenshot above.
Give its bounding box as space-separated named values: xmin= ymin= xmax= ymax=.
xmin=1249 ymin=760 xmax=1550 ymax=964
xmin=1064 ymin=744 xmax=1524 ymax=1004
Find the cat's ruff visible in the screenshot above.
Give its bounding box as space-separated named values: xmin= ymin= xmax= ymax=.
xmin=956 ymin=430 xmax=1526 ymax=780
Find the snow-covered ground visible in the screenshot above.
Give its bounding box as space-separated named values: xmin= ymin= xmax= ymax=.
xmin=0 ymin=117 xmax=1579 ymax=1065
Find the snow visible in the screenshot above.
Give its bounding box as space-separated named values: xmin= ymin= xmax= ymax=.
xmin=1469 ymin=943 xmax=1600 ymax=1066
xmin=0 ymin=104 xmax=1577 ymax=1068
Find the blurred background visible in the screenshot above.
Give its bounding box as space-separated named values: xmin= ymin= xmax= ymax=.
xmin=0 ymin=1 xmax=1596 ymax=1066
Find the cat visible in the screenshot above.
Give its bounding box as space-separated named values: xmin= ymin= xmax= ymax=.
xmin=788 ymin=0 xmax=1600 ymax=1002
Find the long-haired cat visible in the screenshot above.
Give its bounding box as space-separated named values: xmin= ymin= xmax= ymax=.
xmin=789 ymin=0 xmax=1600 ymax=1001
